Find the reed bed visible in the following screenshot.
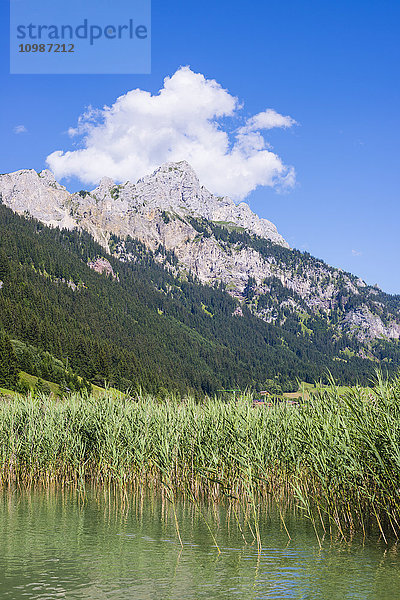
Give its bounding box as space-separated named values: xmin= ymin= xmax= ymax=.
xmin=1 ymin=374 xmax=400 ymax=540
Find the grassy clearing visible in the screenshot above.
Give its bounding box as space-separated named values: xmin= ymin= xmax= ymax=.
xmin=19 ymin=371 xmax=60 ymax=395
xmin=283 ymin=381 xmax=358 ymax=400
xmin=0 ymin=386 xmax=13 ymax=396
xmin=1 ymin=375 xmax=400 ymax=540
xmin=3 ymin=372 xmax=118 ymax=399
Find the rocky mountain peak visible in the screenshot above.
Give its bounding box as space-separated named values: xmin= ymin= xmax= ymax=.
xmin=152 ymin=160 xmax=198 ymax=179
xmin=91 ymin=177 xmax=116 ymax=202
xmin=38 ymin=169 xmax=66 ymax=189
xmin=135 ymin=160 xmax=205 ymax=209
xmin=130 ymin=161 xmax=289 ymax=246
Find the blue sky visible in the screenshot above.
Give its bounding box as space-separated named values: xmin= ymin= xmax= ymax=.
xmin=1 ymin=0 xmax=399 ymax=292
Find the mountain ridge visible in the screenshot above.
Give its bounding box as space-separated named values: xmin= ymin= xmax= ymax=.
xmin=1 ymin=161 xmax=399 ymax=353
xmin=0 ymin=160 xmax=287 ymax=245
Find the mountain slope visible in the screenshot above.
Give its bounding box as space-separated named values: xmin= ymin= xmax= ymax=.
xmin=1 ymin=161 xmax=400 ymax=386
xmin=0 ymin=203 xmax=388 ymax=394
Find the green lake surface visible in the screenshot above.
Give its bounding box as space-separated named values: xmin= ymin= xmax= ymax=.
xmin=1 ymin=488 xmax=400 ymax=599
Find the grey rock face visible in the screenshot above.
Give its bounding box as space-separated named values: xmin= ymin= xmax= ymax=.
xmin=341 ymin=306 xmax=400 ymax=342
xmin=0 ymin=169 xmax=75 ymax=229
xmin=88 ymin=257 xmax=118 ymax=280
xmin=133 ymin=162 xmax=288 ymax=246
xmin=65 ymin=161 xmax=288 ymax=248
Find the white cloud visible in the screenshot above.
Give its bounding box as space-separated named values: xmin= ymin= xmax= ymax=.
xmin=14 ymin=125 xmax=27 ymax=134
xmin=352 ymin=249 xmax=362 ymax=256
xmin=240 ymin=109 xmax=297 ymax=133
xmin=46 ymin=66 xmax=297 ymax=200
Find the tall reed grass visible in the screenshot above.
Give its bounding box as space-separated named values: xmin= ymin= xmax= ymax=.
xmin=1 ymin=374 xmax=400 ymax=540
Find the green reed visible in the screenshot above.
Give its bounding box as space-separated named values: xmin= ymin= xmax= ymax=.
xmin=1 ymin=374 xmax=400 ymax=539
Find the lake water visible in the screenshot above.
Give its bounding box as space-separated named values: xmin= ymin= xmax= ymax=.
xmin=1 ymin=487 xmax=400 ymax=599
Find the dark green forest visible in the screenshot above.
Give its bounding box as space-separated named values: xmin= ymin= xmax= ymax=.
xmin=0 ymin=204 xmax=395 ymax=395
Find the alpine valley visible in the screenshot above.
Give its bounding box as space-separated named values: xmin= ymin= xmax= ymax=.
xmin=1 ymin=160 xmax=399 ymax=394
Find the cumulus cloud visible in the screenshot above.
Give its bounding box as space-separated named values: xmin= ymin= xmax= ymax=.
xmin=14 ymin=125 xmax=27 ymax=134
xmin=46 ymin=66 xmax=297 ymax=200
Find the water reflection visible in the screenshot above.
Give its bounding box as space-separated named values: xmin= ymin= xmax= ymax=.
xmin=0 ymin=487 xmax=400 ymax=599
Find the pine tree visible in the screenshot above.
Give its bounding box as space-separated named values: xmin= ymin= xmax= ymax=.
xmin=0 ymin=250 xmax=10 ymax=281
xmin=0 ymin=331 xmax=19 ymax=389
